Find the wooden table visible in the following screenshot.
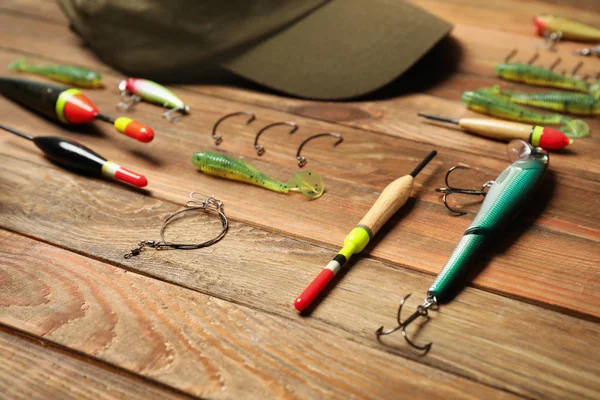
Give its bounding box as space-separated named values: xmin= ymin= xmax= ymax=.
xmin=1 ymin=1 xmax=599 ymax=399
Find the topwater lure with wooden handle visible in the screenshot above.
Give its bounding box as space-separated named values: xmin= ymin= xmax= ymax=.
xmin=118 ymin=78 xmax=190 ymax=122
xmin=8 ymin=58 xmax=103 ymax=88
xmin=533 ymin=16 xmax=600 ymax=42
xmin=495 ymin=63 xmax=592 ymax=93
xmin=462 ymin=90 xmax=589 ymax=137
xmin=192 ymin=152 xmax=325 ymax=199
xmin=418 ymin=113 xmax=572 ymax=150
xmin=0 ymin=123 xmax=147 ymax=187
xmin=376 ymin=141 xmax=548 ymax=353
xmin=0 ymin=77 xmax=154 ymax=143
xmin=481 ymin=84 xmax=600 ymax=116
xmin=294 ymin=151 xmax=438 ymax=312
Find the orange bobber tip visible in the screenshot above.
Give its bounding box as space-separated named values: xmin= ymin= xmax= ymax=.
xmin=540 ymin=127 xmax=572 ymax=150
xmin=114 ymin=117 xmax=155 ymax=143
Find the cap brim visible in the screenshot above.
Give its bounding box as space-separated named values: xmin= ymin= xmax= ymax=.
xmin=220 ymin=0 xmax=452 ymax=100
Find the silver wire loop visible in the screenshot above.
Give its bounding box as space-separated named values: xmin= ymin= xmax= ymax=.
xmin=296 ymin=132 xmax=343 ymax=168
xmin=254 ymin=121 xmax=298 ymax=156
xmin=435 ymin=166 xmax=494 ymax=215
xmin=124 ymin=192 xmax=228 ymax=258
xmin=212 ymin=111 xmax=256 ymax=146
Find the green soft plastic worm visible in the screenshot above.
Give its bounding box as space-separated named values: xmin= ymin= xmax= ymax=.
xmin=495 ymin=63 xmax=589 ymax=92
xmin=481 ymin=84 xmax=600 ymax=116
xmin=462 ymin=90 xmax=589 ymax=137
xmin=8 ymin=58 xmax=102 ymax=88
xmin=191 ymin=152 xmax=324 ymax=199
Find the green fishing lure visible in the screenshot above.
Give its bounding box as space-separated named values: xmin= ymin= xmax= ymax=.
xmin=495 ymin=63 xmax=590 ymax=92
xmin=462 ymin=90 xmax=589 ymax=137
xmin=482 ymin=84 xmax=600 ymax=116
xmin=191 ymin=152 xmax=324 ymax=199
xmin=8 ymin=58 xmax=102 ymax=88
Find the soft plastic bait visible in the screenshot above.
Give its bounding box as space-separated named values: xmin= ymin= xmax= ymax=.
xmin=533 ymin=15 xmax=600 ymax=42
xmin=495 ymin=63 xmax=590 ymax=92
xmin=118 ymin=78 xmax=190 ymax=122
xmin=462 ymin=90 xmax=589 ymax=137
xmin=8 ymin=58 xmax=102 ymax=88
xmin=192 ymin=152 xmax=324 ymax=199
xmin=0 ymin=77 xmax=154 ymax=142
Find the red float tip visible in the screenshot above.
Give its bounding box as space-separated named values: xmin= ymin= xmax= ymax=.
xmin=114 ymin=117 xmax=155 ymax=143
xmin=540 ymin=127 xmax=572 ymax=149
xmin=114 ymin=167 xmax=148 ymax=187
xmin=532 ymin=16 xmax=547 ymax=36
xmin=294 ymin=268 xmax=335 ymax=312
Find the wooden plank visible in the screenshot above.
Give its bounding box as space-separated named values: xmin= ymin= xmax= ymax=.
xmin=0 ymin=328 xmax=190 ymax=400
xmin=1 ymin=156 xmax=599 ymax=399
xmin=0 ymin=230 xmax=518 ymax=400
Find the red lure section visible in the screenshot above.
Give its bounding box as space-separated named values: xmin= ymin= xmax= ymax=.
xmin=62 ymin=92 xmax=99 ymax=124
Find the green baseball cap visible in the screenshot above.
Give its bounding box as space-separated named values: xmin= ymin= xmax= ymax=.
xmin=59 ymin=0 xmax=451 ymax=100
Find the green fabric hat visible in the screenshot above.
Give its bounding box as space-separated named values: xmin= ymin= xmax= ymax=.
xmin=59 ymin=0 xmax=451 ymax=100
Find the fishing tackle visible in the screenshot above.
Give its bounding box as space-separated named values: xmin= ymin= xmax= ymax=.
xmin=573 ymin=44 xmax=600 ymax=57
xmin=495 ymin=63 xmax=590 ymax=93
xmin=0 ymin=77 xmax=154 ymax=143
xmin=118 ymin=78 xmax=190 ymax=122
xmin=461 ymin=90 xmax=589 ymax=138
xmin=212 ymin=111 xmax=256 ymax=146
xmin=376 ymin=141 xmax=549 ymax=353
xmin=533 ymin=16 xmax=600 ymax=42
xmin=295 ymin=151 xmax=437 ymax=312
xmin=254 ymin=121 xmax=298 ymax=156
xmin=0 ymin=123 xmax=147 ymax=187
xmin=191 ymin=152 xmax=324 ymax=199
xmin=296 ymin=132 xmax=344 ymax=167
xmin=8 ymin=58 xmax=102 ymax=88
xmin=124 ymin=192 xmax=228 ymax=258
xmin=482 ymin=85 xmax=600 ymax=116
xmin=418 ymin=113 xmax=572 ymax=150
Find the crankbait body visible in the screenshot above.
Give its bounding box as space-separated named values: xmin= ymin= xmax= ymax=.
xmin=118 ymin=78 xmax=189 ymax=122
xmin=484 ymin=85 xmax=600 ymax=116
xmin=495 ymin=63 xmax=589 ymax=93
xmin=533 ymin=16 xmax=600 ymax=42
xmin=191 ymin=152 xmax=324 ymax=199
xmin=0 ymin=77 xmax=154 ymax=142
xmin=9 ymin=58 xmax=102 ymax=88
xmin=0 ymin=123 xmax=147 ymax=187
xmin=462 ymin=90 xmax=589 ymax=137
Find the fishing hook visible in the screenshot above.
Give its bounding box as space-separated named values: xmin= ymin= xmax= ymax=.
xmin=296 ymin=132 xmax=344 ymax=168
xmin=375 ymin=294 xmax=437 ymax=354
xmin=212 ymin=111 xmax=256 ymax=146
xmin=162 ymin=105 xmax=191 ymax=123
xmin=254 ymin=121 xmax=298 ymax=156
xmin=435 ymin=166 xmax=494 ymax=215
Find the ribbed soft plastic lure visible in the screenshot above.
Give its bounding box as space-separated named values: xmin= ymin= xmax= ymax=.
xmin=482 ymin=85 xmax=600 ymax=116
xmin=0 ymin=77 xmax=154 ymax=142
xmin=8 ymin=58 xmax=102 ymax=88
xmin=192 ymin=152 xmax=324 ymax=199
xmin=495 ymin=63 xmax=590 ymax=93
xmin=462 ymin=90 xmax=589 ymax=137
xmin=376 ymin=141 xmax=549 ymax=353
xmin=533 ymin=16 xmax=600 ymax=42
xmin=118 ymin=78 xmax=190 ymax=122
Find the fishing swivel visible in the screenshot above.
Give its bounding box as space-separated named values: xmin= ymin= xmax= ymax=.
xmin=254 ymin=121 xmax=298 ymax=156
xmin=212 ymin=111 xmax=256 ymax=146
xmin=435 ymin=166 xmax=494 ymax=215
xmin=376 ymin=294 xmax=437 ymax=354
xmin=296 ymin=132 xmax=343 ymax=167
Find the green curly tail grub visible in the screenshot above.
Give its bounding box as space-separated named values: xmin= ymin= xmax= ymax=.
xmin=560 ymin=119 xmax=590 ymax=138
xmin=290 ymin=170 xmax=325 ymax=199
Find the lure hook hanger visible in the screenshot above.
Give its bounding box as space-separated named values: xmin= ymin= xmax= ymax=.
xmin=296 ymin=132 xmax=344 ymax=168
xmin=116 ymin=81 xmax=142 ymax=112
xmin=435 ymin=166 xmax=494 ymax=215
xmin=162 ymin=105 xmax=191 ymax=123
xmin=212 ymin=111 xmax=256 ymax=146
xmin=254 ymin=121 xmax=298 ymax=156
xmin=375 ymin=294 xmax=437 ymax=354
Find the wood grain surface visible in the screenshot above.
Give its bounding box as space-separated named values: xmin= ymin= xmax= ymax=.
xmin=1 ymin=0 xmax=599 ymax=399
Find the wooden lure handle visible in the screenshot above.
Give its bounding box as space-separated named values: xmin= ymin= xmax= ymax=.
xmin=459 ymin=118 xmax=531 ymax=142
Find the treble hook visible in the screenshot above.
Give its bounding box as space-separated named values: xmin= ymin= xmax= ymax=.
xmin=435 ymin=166 xmax=494 ymax=215
xmin=254 ymin=121 xmax=298 ymax=156
xmin=376 ymin=294 xmax=437 ymax=354
xmin=212 ymin=111 xmax=256 ymax=146
xmin=296 ymin=132 xmax=344 ymax=168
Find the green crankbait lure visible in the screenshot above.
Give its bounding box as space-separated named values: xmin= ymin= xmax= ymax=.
xmin=462 ymin=90 xmax=589 ymax=137
xmin=495 ymin=63 xmax=592 ymax=93
xmin=192 ymin=152 xmax=324 ymax=199
xmin=482 ymin=84 xmax=600 ymax=116
xmin=8 ymin=58 xmax=102 ymax=88
xmin=377 ymin=140 xmax=549 ymax=353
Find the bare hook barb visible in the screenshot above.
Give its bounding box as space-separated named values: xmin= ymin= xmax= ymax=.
xmin=254 ymin=121 xmax=298 ymax=156
xmin=212 ymin=111 xmax=256 ymax=146
xmin=375 ymin=294 xmax=437 ymax=354
xmin=296 ymin=132 xmax=343 ymax=168
xmin=435 ymin=166 xmax=494 ymax=215
xmin=504 ymin=49 xmax=517 ymax=63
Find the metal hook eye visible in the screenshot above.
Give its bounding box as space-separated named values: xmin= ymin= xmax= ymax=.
xmin=435 ymin=166 xmax=494 ymax=215
xmin=212 ymin=111 xmax=256 ymax=146
xmin=296 ymin=132 xmax=343 ymax=168
xmin=253 ymin=121 xmax=298 ymax=156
